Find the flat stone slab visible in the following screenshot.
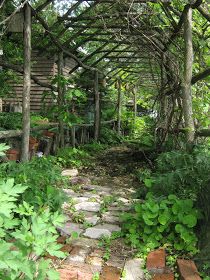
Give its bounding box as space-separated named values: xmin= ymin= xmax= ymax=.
xmin=82 ymin=185 xmax=99 ymax=191
xmin=75 ymin=202 xmax=100 ymax=212
xmin=102 ymin=214 xmax=120 ymax=224
xmin=123 ymin=258 xmax=145 ymax=280
xmin=74 ymin=197 xmax=90 ymax=203
xmin=93 ymin=223 xmax=121 ymax=232
xmin=71 ymin=237 xmax=99 ymax=248
xmin=67 ymin=245 xmax=91 ymax=263
xmin=58 ymin=222 xmax=83 ymax=237
xmin=84 ymin=215 xmax=100 ymax=226
xmin=63 ymin=189 xmax=79 ymax=197
xmin=83 ymin=228 xmax=111 ymax=239
xmin=70 ymin=176 xmax=91 ymax=185
xmin=83 ymin=193 xmax=101 ymax=199
xmin=106 ymin=255 xmax=125 ymax=269
xmin=62 ymin=169 xmax=78 ymax=177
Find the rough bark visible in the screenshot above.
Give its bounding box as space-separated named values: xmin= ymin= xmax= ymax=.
xmin=57 ymin=52 xmax=65 ymax=148
xmin=21 ymin=3 xmax=31 ymax=162
xmin=94 ymin=70 xmax=100 ymax=141
xmin=117 ymin=79 xmax=122 ymax=134
xmin=182 ymin=7 xmax=195 ymax=143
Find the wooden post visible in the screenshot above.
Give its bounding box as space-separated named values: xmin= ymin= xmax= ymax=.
xmin=71 ymin=126 xmax=76 ymax=147
xmin=133 ymin=87 xmax=137 ymax=120
xmin=182 ymin=7 xmax=195 ymax=143
xmin=21 ymin=3 xmax=31 ymax=162
xmin=94 ymin=70 xmax=100 ymax=141
xmin=57 ymin=51 xmax=65 ymax=148
xmin=117 ymin=79 xmax=122 ymax=134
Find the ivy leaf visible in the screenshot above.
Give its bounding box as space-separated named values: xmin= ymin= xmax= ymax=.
xmin=144 ymin=178 xmax=153 ymax=188
xmin=158 ymin=211 xmax=170 ymax=226
xmin=182 ymin=215 xmax=197 ymax=228
xmin=142 ymin=214 xmax=154 ymax=226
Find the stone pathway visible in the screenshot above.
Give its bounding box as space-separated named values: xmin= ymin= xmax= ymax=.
xmin=56 ymin=146 xmax=145 ymax=279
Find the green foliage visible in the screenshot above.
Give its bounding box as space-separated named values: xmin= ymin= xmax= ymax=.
xmin=0 ymin=143 xmax=10 ymax=156
xmin=81 ymin=142 xmax=108 ymax=156
xmin=99 ymin=127 xmax=123 ymax=145
xmin=121 ymin=193 xmax=199 ymax=254
xmin=0 ymin=113 xmax=49 ymax=130
xmin=131 ymin=117 xmax=155 ymax=147
xmin=0 ymin=112 xmax=22 ymax=130
xmin=143 ymin=147 xmax=210 ymax=218
xmin=57 ymin=147 xmax=91 ymax=168
xmin=0 ymin=178 xmax=65 ymax=280
xmin=0 ymin=156 xmax=66 ymax=211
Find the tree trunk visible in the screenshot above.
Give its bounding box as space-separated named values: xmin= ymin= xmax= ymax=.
xmin=21 ymin=3 xmax=31 ymax=162
xmin=117 ymin=79 xmax=122 ymax=134
xmin=57 ymin=51 xmax=65 ymax=148
xmin=182 ymin=7 xmax=195 ymax=143
xmin=94 ymin=70 xmax=100 ymax=141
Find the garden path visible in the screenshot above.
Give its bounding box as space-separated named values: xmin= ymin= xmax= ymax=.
xmin=57 ymin=145 xmax=145 ymax=280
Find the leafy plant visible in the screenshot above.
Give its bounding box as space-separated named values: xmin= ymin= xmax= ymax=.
xmin=0 ymin=178 xmax=65 ymax=280
xmin=57 ymin=147 xmax=92 ymax=168
xmin=99 ymin=127 xmax=123 ymax=145
xmin=0 ymin=143 xmax=10 ymax=156
xmin=0 ymin=156 xmax=67 ymax=211
xmin=143 ymin=147 xmax=210 ymax=222
xmin=121 ymin=193 xmax=200 ymax=254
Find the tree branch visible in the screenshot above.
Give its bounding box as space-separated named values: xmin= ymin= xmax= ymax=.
xmin=191 ymin=67 xmax=210 ymax=84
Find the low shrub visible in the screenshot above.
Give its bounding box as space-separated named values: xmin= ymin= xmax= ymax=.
xmin=99 ymin=127 xmax=123 ymax=145
xmin=142 ymin=147 xmax=210 ymax=222
xmin=56 ymin=147 xmax=91 ymax=168
xmin=121 ymin=192 xmax=200 ymax=254
xmin=0 ymin=156 xmax=66 ymax=211
xmin=0 ymin=144 xmax=65 ymax=279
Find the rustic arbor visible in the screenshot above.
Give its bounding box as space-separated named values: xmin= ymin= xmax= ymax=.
xmin=0 ymin=0 xmax=210 ymax=158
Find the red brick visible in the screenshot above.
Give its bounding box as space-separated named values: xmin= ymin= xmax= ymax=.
xmin=58 ymin=263 xmax=94 ymax=280
xmin=100 ymin=265 xmax=121 ymax=280
xmin=177 ymin=259 xmax=201 ymax=280
xmin=57 ymin=268 xmax=77 ymax=280
xmin=152 ymin=272 xmax=174 ymax=280
xmin=77 ymin=271 xmax=93 ymax=280
xmin=147 ymin=249 xmax=166 ymax=272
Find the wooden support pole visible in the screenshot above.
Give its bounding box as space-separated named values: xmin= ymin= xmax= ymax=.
xmin=58 ymin=51 xmax=65 ymax=148
xmin=133 ymin=87 xmax=137 ymax=120
xmin=182 ymin=7 xmax=195 ymax=143
xmin=94 ymin=70 xmax=100 ymax=141
xmin=117 ymin=79 xmax=122 ymax=134
xmin=21 ymin=3 xmax=31 ymax=162
xmin=71 ymin=126 xmax=76 ymax=147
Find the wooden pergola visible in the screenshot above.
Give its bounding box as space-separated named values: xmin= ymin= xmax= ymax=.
xmin=0 ymin=0 xmax=210 ymax=160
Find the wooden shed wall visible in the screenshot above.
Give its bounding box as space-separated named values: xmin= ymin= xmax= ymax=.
xmin=3 ymin=51 xmax=77 ymax=112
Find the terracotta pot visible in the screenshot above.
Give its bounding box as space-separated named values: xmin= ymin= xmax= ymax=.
xmin=6 ymin=149 xmax=20 ymax=161
xmin=29 ymin=137 xmax=39 ymax=151
xmin=43 ymin=130 xmax=55 ymax=138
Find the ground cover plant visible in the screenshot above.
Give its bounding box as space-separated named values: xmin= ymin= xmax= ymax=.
xmin=121 ymin=192 xmax=200 ymax=254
